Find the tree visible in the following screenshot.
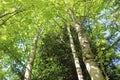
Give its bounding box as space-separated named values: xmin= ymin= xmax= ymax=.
xmin=68 ymin=8 xmax=105 ymax=80
xmin=24 ymin=34 xmax=39 ymax=80
xmin=67 ymin=26 xmax=83 ymax=80
xmin=0 ymin=0 xmax=120 ymax=80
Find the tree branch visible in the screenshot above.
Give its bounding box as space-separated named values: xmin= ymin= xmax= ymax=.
xmin=0 ymin=9 xmax=25 ymax=18
xmin=0 ymin=9 xmax=25 ymax=26
xmin=0 ymin=11 xmax=15 ymax=18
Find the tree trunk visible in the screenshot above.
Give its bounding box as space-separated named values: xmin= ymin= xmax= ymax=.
xmin=24 ymin=34 xmax=39 ymax=80
xmin=68 ymin=9 xmax=105 ymax=80
xmin=67 ymin=26 xmax=84 ymax=80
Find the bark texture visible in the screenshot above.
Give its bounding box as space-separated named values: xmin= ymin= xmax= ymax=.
xmin=24 ymin=34 xmax=39 ymax=80
xmin=67 ymin=26 xmax=84 ymax=80
xmin=69 ymin=9 xmax=105 ymax=80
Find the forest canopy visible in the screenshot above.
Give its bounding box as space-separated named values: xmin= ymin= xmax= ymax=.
xmin=0 ymin=0 xmax=120 ymax=80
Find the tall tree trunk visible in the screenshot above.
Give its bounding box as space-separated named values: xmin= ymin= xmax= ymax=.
xmin=68 ymin=9 xmax=105 ymax=80
xmin=24 ymin=34 xmax=39 ymax=80
xmin=67 ymin=26 xmax=84 ymax=80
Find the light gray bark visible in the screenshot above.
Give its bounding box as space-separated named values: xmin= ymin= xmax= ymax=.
xmin=67 ymin=26 xmax=84 ymax=80
xmin=24 ymin=34 xmax=39 ymax=80
xmin=68 ymin=9 xmax=105 ymax=80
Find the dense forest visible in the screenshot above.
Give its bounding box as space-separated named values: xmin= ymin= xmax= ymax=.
xmin=0 ymin=0 xmax=120 ymax=80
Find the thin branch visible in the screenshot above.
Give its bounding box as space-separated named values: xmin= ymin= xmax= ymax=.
xmin=0 ymin=11 xmax=15 ymax=18
xmin=0 ymin=9 xmax=25 ymax=26
xmin=0 ymin=13 xmax=16 ymax=26
xmin=0 ymin=9 xmax=25 ymax=18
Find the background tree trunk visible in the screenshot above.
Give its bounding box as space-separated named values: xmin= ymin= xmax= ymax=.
xmin=67 ymin=26 xmax=84 ymax=80
xmin=68 ymin=9 xmax=105 ymax=80
xmin=24 ymin=34 xmax=39 ymax=80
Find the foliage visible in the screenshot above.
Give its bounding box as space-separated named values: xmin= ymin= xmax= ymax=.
xmin=0 ymin=0 xmax=120 ymax=80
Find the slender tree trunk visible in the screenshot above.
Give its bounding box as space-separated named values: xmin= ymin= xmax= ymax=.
xmin=67 ymin=26 xmax=84 ymax=80
xmin=68 ymin=9 xmax=105 ymax=80
xmin=24 ymin=34 xmax=39 ymax=80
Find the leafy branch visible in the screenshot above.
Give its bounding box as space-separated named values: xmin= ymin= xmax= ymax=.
xmin=0 ymin=9 xmax=25 ymax=26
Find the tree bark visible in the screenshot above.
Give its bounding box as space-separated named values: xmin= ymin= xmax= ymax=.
xmin=24 ymin=34 xmax=39 ymax=80
xmin=67 ymin=26 xmax=84 ymax=80
xmin=68 ymin=9 xmax=105 ymax=80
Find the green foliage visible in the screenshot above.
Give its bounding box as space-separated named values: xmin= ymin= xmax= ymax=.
xmin=0 ymin=0 xmax=120 ymax=80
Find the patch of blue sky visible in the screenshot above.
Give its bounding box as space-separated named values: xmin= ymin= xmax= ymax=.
xmin=115 ymin=31 xmax=120 ymax=38
xmin=103 ymin=30 xmax=111 ymax=38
